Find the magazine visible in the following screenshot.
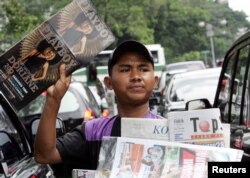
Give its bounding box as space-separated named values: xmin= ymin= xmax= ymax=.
xmin=121 ymin=109 xmax=229 ymax=147
xmin=95 ymin=137 xmax=243 ymax=178
xmin=0 ymin=0 xmax=115 ymax=111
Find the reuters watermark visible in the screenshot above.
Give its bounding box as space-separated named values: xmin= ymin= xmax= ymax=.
xmin=208 ymin=162 xmax=249 ymax=178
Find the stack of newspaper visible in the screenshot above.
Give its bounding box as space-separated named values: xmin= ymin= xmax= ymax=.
xmin=93 ymin=108 xmax=243 ymax=178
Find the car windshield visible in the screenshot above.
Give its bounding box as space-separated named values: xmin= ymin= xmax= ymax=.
xmin=58 ymin=91 xmax=80 ymax=113
xmin=169 ymin=72 xmax=219 ymax=104
xmin=166 ymin=62 xmax=205 ymax=72
xmin=18 ymin=90 xmax=81 ymax=117
xmin=17 ymin=94 xmax=45 ymax=117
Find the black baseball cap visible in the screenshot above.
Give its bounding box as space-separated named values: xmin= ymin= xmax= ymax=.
xmin=108 ymin=40 xmax=154 ymax=76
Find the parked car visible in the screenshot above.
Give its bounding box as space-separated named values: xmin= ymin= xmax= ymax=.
xmin=69 ymin=82 xmax=101 ymax=120
xmin=161 ymin=67 xmax=221 ymax=117
xmin=18 ymin=81 xmax=101 ymax=132
xmin=158 ymin=60 xmax=206 ymax=94
xmin=162 ymin=60 xmax=206 ymax=72
xmin=0 ymin=93 xmax=55 ymax=177
xmin=88 ymin=85 xmax=111 ymax=117
xmin=186 ymin=31 xmax=250 ymax=161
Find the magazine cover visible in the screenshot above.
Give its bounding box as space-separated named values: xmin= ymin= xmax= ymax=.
xmin=96 ymin=137 xmax=243 ymax=178
xmin=167 ymin=108 xmax=227 ymax=147
xmin=0 ymin=0 xmax=115 ymax=111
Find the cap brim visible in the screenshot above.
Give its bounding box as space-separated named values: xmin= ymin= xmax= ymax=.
xmin=108 ymin=40 xmax=154 ymax=75
xmin=111 ymin=40 xmax=153 ymax=63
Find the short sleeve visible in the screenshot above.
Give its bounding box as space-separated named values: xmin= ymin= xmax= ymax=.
xmin=56 ymin=124 xmax=87 ymax=166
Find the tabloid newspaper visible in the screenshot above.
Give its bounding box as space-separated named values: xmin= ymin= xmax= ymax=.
xmin=0 ymin=0 xmax=115 ymax=111
xmin=95 ymin=137 xmax=243 ymax=178
xmin=121 ymin=108 xmax=229 ymax=147
xmin=121 ymin=118 xmax=170 ymax=141
xmin=167 ymin=108 xmax=228 ymax=147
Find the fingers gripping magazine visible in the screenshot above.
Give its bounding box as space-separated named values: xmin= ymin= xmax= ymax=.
xmin=96 ymin=137 xmax=243 ymax=178
xmin=0 ymin=0 xmax=115 ymax=111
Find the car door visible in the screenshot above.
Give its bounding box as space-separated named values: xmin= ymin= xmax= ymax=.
xmin=213 ymin=31 xmax=250 ymax=159
xmin=0 ymin=93 xmax=54 ymax=177
xmin=214 ymin=32 xmax=250 ymax=128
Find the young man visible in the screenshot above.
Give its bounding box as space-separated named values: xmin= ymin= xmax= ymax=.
xmin=34 ymin=40 xmax=163 ymax=172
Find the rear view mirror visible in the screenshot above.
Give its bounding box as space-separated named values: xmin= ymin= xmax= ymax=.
xmin=185 ymin=98 xmax=212 ymax=110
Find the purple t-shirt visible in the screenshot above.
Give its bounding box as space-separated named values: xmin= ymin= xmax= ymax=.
xmin=85 ymin=111 xmax=164 ymax=141
xmin=56 ymin=110 xmax=164 ymax=172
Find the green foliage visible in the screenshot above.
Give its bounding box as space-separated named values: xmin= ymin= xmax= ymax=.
xmin=92 ymin=0 xmax=154 ymax=45
xmin=1 ymin=0 xmax=250 ymax=65
xmin=0 ymin=0 xmax=38 ymax=53
xmin=171 ymin=51 xmax=202 ymax=63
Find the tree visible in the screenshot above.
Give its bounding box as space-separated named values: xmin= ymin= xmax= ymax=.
xmin=93 ymin=0 xmax=154 ymax=46
xmin=0 ymin=0 xmax=38 ymax=53
xmin=1 ymin=0 xmax=250 ymax=64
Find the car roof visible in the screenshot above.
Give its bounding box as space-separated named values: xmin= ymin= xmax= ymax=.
xmin=164 ymin=60 xmax=206 ymax=71
xmin=166 ymin=67 xmax=221 ymax=105
xmin=172 ymin=67 xmax=221 ymax=79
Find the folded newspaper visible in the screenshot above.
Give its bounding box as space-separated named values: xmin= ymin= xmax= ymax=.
xmin=72 ymin=169 xmax=96 ymax=178
xmin=0 ymin=0 xmax=115 ymax=111
xmin=121 ymin=117 xmax=170 ymax=141
xmin=95 ymin=137 xmax=243 ymax=178
xmin=122 ymin=108 xmax=230 ymax=147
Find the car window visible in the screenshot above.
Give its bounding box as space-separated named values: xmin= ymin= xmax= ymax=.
xmin=84 ymin=86 xmax=100 ymax=109
xmin=59 ymin=90 xmax=80 ymax=113
xmin=17 ymin=94 xmax=45 ymax=117
xmin=231 ymin=46 xmax=249 ymax=125
xmin=166 ymin=61 xmax=205 ymax=71
xmin=0 ymin=106 xmax=25 ymax=168
xmin=245 ymin=65 xmax=250 ymax=128
xmin=218 ymin=45 xmax=250 ymax=127
xmin=18 ymin=89 xmax=84 ymax=116
xmin=169 ymin=75 xmax=219 ymax=103
xmin=236 ymin=46 xmax=250 ymax=127
xmin=217 ymin=53 xmax=235 ymax=123
xmin=76 ymin=84 xmax=101 ymax=117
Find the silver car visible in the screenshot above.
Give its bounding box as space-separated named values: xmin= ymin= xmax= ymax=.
xmin=162 ymin=68 xmax=221 ymax=116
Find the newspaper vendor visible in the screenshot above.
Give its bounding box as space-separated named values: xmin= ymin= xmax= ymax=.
xmin=34 ymin=40 xmax=164 ymax=175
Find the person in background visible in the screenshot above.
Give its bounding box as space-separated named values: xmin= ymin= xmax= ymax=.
xmin=34 ymin=40 xmax=164 ymax=175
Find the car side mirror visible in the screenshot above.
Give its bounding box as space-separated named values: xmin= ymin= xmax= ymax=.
xmin=185 ymin=98 xmax=212 ymax=110
xmin=31 ymin=117 xmax=66 ymax=144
